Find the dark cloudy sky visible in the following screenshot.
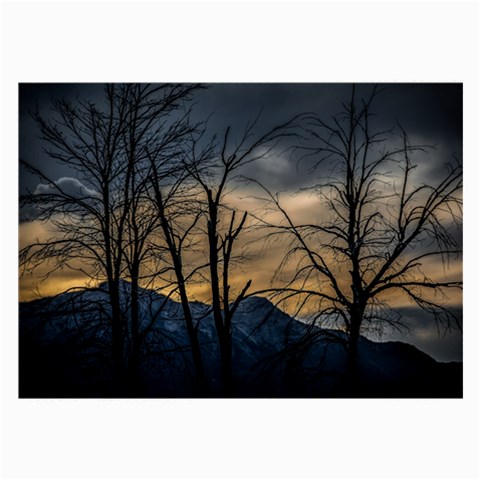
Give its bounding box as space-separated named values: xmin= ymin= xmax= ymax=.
xmin=19 ymin=83 xmax=463 ymax=361
xmin=20 ymin=83 xmax=462 ymax=193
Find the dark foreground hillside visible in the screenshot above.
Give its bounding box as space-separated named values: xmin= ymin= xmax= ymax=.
xmin=19 ymin=283 xmax=462 ymax=398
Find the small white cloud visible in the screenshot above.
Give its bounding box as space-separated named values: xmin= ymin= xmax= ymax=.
xmin=34 ymin=177 xmax=100 ymax=199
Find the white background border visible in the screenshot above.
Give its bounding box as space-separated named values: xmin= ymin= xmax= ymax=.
xmin=1 ymin=1 xmax=479 ymax=479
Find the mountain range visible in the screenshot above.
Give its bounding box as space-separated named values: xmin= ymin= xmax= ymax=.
xmin=19 ymin=281 xmax=462 ymax=398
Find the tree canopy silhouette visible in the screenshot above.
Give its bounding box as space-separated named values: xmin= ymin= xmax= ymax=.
xmin=251 ymin=86 xmax=462 ymax=377
xmin=20 ymin=84 xmax=200 ymax=394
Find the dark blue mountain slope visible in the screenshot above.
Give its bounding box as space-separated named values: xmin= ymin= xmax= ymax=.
xmin=19 ymin=283 xmax=462 ymax=398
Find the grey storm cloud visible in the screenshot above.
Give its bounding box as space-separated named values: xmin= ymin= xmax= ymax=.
xmin=19 ymin=83 xmax=462 ymax=195
xmin=19 ymin=83 xmax=462 ymax=244
xmin=190 ymin=83 xmax=462 ymax=191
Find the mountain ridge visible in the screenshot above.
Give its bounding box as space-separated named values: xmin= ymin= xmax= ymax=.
xmin=19 ymin=282 xmax=462 ymax=398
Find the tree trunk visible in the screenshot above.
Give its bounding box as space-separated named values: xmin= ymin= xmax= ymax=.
xmin=178 ymin=282 xmax=209 ymax=395
xmin=219 ymin=329 xmax=233 ymax=397
xmin=128 ymin=269 xmax=142 ymax=396
xmin=108 ymin=280 xmax=125 ymax=396
xmin=206 ymin=201 xmax=234 ymax=396
xmin=346 ymin=313 xmax=362 ymax=394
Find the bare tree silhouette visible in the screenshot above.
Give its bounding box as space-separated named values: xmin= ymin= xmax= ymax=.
xmin=182 ymin=114 xmax=303 ymax=395
xmin=146 ymin=122 xmax=211 ymax=394
xmin=114 ymin=84 xmax=200 ymax=393
xmin=20 ymin=83 xmax=199 ymax=394
xmin=251 ymin=86 xmax=462 ymax=381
